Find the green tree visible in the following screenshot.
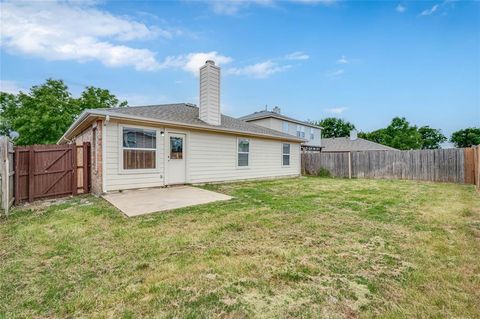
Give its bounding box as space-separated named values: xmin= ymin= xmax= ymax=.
xmin=360 ymin=117 xmax=423 ymax=150
xmin=450 ymin=128 xmax=480 ymax=148
xmin=0 ymin=79 xmax=127 ymax=145
xmin=78 ymin=86 xmax=127 ymax=110
xmin=418 ymin=126 xmax=447 ymax=149
xmin=315 ymin=117 xmax=355 ymax=138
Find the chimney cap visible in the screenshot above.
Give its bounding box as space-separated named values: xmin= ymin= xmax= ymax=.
xmin=205 ymin=60 xmax=215 ymax=65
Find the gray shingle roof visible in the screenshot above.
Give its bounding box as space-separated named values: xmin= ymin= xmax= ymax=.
xmin=239 ymin=110 xmax=321 ymax=128
xmin=95 ymin=103 xmax=303 ymax=141
xmin=321 ymin=137 xmax=397 ymax=152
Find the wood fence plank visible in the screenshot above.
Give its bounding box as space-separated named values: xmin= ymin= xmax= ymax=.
xmin=301 ymin=148 xmax=472 ymax=184
xmin=28 ymin=147 xmax=34 ymax=202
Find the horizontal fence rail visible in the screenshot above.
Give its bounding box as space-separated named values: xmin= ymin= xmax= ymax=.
xmin=302 ymin=147 xmax=479 ymax=185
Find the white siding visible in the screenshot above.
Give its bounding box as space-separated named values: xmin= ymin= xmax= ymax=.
xmin=105 ymin=121 xmax=165 ymax=191
xmin=104 ymin=120 xmax=301 ymax=191
xmin=188 ymin=131 xmax=300 ymax=183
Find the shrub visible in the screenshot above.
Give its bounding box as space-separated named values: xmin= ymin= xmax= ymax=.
xmin=317 ymin=167 xmax=331 ymax=178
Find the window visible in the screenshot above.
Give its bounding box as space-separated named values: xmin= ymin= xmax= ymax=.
xmin=170 ymin=136 xmax=183 ymax=159
xmin=282 ymin=121 xmax=289 ymax=133
xmin=296 ymin=125 xmax=305 ymax=138
xmin=282 ymin=143 xmax=290 ymax=166
xmin=310 ymin=128 xmax=315 ymax=140
xmin=122 ymin=127 xmax=156 ymax=170
xmin=237 ymin=138 xmax=249 ymax=167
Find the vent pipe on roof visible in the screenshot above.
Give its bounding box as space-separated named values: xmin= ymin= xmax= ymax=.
xmin=349 ymin=129 xmax=358 ymax=141
xmin=199 ymin=60 xmax=221 ymax=126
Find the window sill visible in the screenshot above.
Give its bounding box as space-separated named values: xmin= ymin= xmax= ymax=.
xmin=118 ymin=168 xmax=160 ymax=175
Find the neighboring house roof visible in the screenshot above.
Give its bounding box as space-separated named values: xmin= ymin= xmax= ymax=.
xmin=321 ymin=137 xmax=397 ymax=152
xmin=59 ymin=103 xmax=305 ymax=144
xmin=239 ymin=110 xmax=322 ymax=129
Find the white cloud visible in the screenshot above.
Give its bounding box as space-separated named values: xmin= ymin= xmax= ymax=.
xmin=326 ymin=69 xmax=344 ymax=77
xmin=0 ymin=0 xmax=170 ymax=71
xmin=396 ymin=4 xmax=406 ymax=13
xmin=285 ymin=51 xmax=310 ymax=60
xmin=420 ymin=4 xmax=440 ymax=16
xmin=337 ymin=55 xmax=348 ymax=64
xmin=227 ymin=60 xmax=291 ymax=79
xmin=209 ymin=0 xmax=336 ymax=15
xmin=325 ymin=107 xmax=348 ymax=114
xmin=210 ymin=0 xmax=274 ymax=15
xmin=160 ymin=51 xmax=233 ymax=76
xmin=0 ymin=80 xmax=25 ymax=94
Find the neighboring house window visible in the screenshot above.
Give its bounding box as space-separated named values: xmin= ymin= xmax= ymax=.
xmin=296 ymin=125 xmax=305 ymax=138
xmin=283 ymin=122 xmax=289 ymax=133
xmin=282 ymin=143 xmax=290 ymax=166
xmin=310 ymin=128 xmax=315 ymax=140
xmin=238 ymin=138 xmax=249 ymax=167
xmin=122 ymin=127 xmax=156 ymax=170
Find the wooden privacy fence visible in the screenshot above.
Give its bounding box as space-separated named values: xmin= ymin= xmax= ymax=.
xmin=0 ymin=137 xmax=15 ymax=215
xmin=302 ymin=147 xmax=480 ymax=185
xmin=14 ymin=143 xmax=91 ymax=205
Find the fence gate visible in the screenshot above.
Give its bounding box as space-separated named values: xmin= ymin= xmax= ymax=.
xmin=15 ymin=143 xmax=90 ymax=204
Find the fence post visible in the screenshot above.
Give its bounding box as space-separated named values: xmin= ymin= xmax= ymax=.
xmin=28 ymin=146 xmax=34 ymax=202
xmin=0 ymin=137 xmax=7 ymax=215
xmin=71 ymin=144 xmax=77 ymax=196
xmin=348 ymin=151 xmax=352 ymax=179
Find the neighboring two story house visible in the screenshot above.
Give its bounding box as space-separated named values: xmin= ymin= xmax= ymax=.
xmin=239 ymin=107 xmax=322 ymax=152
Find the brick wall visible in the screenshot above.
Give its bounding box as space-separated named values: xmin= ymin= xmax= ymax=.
xmin=74 ymin=120 xmax=103 ymax=195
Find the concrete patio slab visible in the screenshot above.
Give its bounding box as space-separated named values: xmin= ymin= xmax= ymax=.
xmin=103 ymin=186 xmax=232 ymax=217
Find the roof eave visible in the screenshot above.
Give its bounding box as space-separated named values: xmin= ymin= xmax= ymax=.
xmin=242 ymin=113 xmax=323 ymax=129
xmin=61 ymin=109 xmax=305 ymax=143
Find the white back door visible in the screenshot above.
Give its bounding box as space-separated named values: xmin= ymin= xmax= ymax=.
xmin=166 ymin=133 xmax=186 ymax=185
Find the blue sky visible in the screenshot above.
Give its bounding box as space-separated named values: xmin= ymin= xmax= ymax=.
xmin=1 ymin=0 xmax=479 ymax=139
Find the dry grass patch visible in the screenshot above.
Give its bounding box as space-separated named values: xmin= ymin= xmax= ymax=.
xmin=1 ymin=177 xmax=479 ymax=318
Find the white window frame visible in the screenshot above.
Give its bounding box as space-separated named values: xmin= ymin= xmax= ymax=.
xmin=310 ymin=128 xmax=315 ymax=140
xmin=237 ymin=138 xmax=250 ymax=169
xmin=119 ymin=124 xmax=159 ymax=174
xmin=282 ymin=143 xmax=291 ymax=167
xmin=282 ymin=121 xmax=289 ymax=133
xmin=296 ymin=125 xmax=305 ymax=138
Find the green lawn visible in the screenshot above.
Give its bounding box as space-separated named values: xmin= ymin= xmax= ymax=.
xmin=1 ymin=177 xmax=479 ymax=318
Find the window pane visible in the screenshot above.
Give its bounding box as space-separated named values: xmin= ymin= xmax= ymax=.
xmin=283 ymin=143 xmax=290 ymax=154
xmin=238 ymin=153 xmax=249 ymax=166
xmin=123 ymin=128 xmax=156 ymax=149
xmin=283 ymin=155 xmax=290 ymax=166
xmin=283 ymin=122 xmax=289 ymax=133
xmin=238 ymin=139 xmax=249 ymax=153
xmin=170 ymin=137 xmax=183 ymax=159
xmin=123 ymin=150 xmax=155 ymax=169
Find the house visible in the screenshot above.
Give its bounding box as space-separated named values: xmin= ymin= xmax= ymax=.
xmin=58 ymin=61 xmax=305 ymax=194
xmin=239 ymin=107 xmax=322 ymax=152
xmin=321 ymin=130 xmax=397 ymax=152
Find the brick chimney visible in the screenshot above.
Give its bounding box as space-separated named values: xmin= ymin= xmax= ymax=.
xmin=199 ymin=60 xmax=221 ymax=126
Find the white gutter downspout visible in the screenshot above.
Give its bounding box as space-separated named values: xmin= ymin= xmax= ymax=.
xmin=102 ymin=115 xmax=110 ymax=193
